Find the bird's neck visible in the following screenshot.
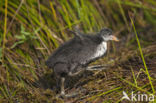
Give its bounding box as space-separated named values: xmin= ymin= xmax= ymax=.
xmin=90 ymin=35 xmax=104 ymax=44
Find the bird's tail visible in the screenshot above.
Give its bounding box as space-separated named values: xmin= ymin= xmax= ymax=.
xmin=45 ymin=59 xmax=53 ymax=68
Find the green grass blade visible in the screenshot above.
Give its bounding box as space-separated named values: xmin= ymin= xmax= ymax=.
xmin=130 ymin=17 xmax=155 ymax=94
xmin=2 ymin=0 xmax=8 ymax=65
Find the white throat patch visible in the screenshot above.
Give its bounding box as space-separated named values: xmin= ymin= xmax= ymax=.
xmin=92 ymin=41 xmax=107 ymax=59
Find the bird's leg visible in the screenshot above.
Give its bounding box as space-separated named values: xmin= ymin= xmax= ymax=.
xmin=59 ymin=76 xmax=83 ymax=98
xmin=57 ymin=68 xmax=85 ymax=98
xmin=86 ymin=65 xmax=108 ymax=71
xmin=60 ymin=77 xmax=65 ymax=96
xmin=87 ymin=65 xmax=104 ymax=69
xmin=68 ymin=65 xmax=107 ymax=76
xmin=68 ymin=69 xmax=84 ymax=77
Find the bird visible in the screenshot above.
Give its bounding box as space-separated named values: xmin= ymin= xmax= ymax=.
xmin=45 ymin=28 xmax=119 ymax=97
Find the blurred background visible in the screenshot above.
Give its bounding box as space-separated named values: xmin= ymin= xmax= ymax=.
xmin=0 ymin=0 xmax=156 ymax=102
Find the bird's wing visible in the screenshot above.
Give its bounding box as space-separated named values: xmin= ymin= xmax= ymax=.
xmin=73 ymin=43 xmax=97 ymax=65
xmin=68 ymin=29 xmax=84 ymax=40
xmin=45 ymin=34 xmax=102 ymax=68
xmin=45 ymin=37 xmax=83 ymax=68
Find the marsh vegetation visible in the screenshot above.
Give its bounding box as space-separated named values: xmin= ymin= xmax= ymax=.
xmin=0 ymin=0 xmax=156 ymax=102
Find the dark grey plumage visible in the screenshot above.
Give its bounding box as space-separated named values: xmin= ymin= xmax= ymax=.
xmin=45 ymin=28 xmax=118 ymax=96
xmin=46 ymin=29 xmax=109 ymax=76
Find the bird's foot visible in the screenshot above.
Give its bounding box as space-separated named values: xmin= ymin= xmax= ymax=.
xmin=56 ymin=88 xmax=86 ymax=99
xmin=56 ymin=92 xmax=78 ymax=99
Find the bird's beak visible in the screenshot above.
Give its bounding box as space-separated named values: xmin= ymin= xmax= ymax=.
xmin=111 ymin=35 xmax=119 ymax=42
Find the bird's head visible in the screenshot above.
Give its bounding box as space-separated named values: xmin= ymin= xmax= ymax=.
xmin=99 ymin=28 xmax=119 ymax=42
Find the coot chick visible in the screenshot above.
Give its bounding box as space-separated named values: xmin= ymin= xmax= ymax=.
xmin=45 ymin=28 xmax=119 ymax=97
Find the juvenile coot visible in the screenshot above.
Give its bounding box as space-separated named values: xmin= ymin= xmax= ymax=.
xmin=45 ymin=28 xmax=119 ymax=96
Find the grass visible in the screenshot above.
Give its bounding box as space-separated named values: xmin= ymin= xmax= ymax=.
xmin=87 ymin=87 xmax=122 ymax=102
xmin=2 ymin=0 xmax=8 ymax=65
xmin=0 ymin=0 xmax=156 ymax=102
xmin=130 ymin=17 xmax=155 ymax=94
